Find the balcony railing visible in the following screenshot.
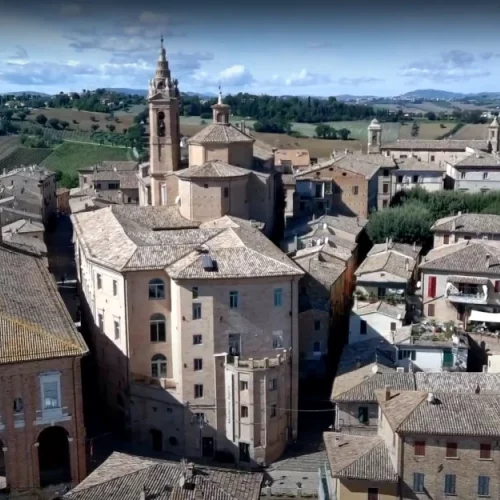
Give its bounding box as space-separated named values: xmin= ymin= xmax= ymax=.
xmin=446 ymin=291 xmax=487 ymax=304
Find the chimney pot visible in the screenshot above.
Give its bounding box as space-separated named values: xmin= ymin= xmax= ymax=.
xmin=384 ymin=385 xmax=390 ymax=402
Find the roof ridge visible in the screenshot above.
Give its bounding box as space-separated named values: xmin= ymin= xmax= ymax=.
xmin=394 ymin=392 xmax=427 ymax=432
xmin=337 ymin=436 xmax=384 ymax=474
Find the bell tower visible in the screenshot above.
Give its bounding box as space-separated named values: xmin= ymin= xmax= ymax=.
xmin=211 ymin=87 xmax=230 ymax=124
xmin=488 ymin=116 xmax=500 ymax=154
xmin=148 ymin=36 xmax=181 ymax=206
xmin=368 ymin=118 xmax=382 ymax=154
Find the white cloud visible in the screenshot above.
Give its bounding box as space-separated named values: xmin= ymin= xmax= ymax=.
xmin=60 ymin=3 xmax=82 ymax=16
xmin=138 ymin=11 xmax=169 ymax=25
xmin=192 ymin=65 xmax=255 ymax=87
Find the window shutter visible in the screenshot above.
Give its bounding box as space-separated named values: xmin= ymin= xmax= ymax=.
xmin=495 ymin=281 xmax=500 ymax=293
xmin=428 ymin=276 xmax=437 ymax=298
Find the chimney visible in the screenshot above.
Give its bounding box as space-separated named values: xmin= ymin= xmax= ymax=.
xmin=451 ymin=218 xmax=456 ymax=232
xmin=194 ymin=488 xmax=203 ymax=500
xmin=475 ymin=384 xmax=481 ymax=394
xmin=486 ymin=254 xmax=491 ymax=267
xmin=427 ymin=392 xmax=436 ymax=404
xmin=385 ymin=237 xmax=389 ymax=251
xmin=296 ymin=482 xmax=302 ymax=498
xmin=293 ymin=234 xmax=298 ymax=250
xmin=413 ymin=241 xmax=416 ymax=252
xmin=405 ymin=258 xmax=409 ymax=271
xmin=140 ymin=486 xmax=147 ymax=500
xmin=355 ymin=356 xmax=361 ymax=368
xmin=384 ymin=385 xmax=391 ymax=402
xmin=323 ymin=222 xmax=327 ymax=230
xmin=483 ymin=364 xmax=488 ymax=373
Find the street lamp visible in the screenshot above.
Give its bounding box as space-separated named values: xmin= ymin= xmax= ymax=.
xmin=191 ymin=413 xmax=209 ymax=457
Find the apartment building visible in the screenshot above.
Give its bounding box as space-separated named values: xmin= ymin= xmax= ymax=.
xmin=0 ymin=242 xmax=88 ymax=492
xmin=323 ymin=385 xmax=500 ymax=499
xmin=392 ymin=156 xmax=445 ymax=193
xmin=274 ymin=149 xmax=310 ymax=172
xmin=349 ymin=240 xmax=421 ymax=343
xmin=420 ymin=239 xmax=500 ymax=323
xmin=77 ymin=161 xmax=139 ymax=204
xmin=0 ymin=166 xmax=57 ymax=225
xmin=432 ymin=213 xmax=500 ymax=247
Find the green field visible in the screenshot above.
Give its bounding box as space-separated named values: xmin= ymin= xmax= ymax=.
xmin=0 ymin=147 xmax=53 ymax=172
xmin=0 ymin=136 xmax=21 ymax=162
xmin=41 ymin=142 xmax=133 ymax=176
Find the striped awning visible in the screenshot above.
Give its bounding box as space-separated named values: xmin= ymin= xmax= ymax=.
xmin=447 ymin=275 xmax=489 ymax=285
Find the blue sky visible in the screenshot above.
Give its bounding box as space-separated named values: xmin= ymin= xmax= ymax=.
xmin=1 ymin=0 xmax=500 ymax=96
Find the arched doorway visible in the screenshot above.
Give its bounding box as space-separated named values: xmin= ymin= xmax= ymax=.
xmin=0 ymin=439 xmax=6 ymax=490
xmin=38 ymin=427 xmax=71 ymax=487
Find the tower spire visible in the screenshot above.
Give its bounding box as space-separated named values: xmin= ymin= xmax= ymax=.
xmin=218 ymin=85 xmax=223 ymax=105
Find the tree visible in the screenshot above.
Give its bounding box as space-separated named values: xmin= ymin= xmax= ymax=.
xmin=60 ymin=120 xmax=70 ymax=130
xmin=17 ymin=112 xmax=28 ymax=121
xmin=411 ymin=122 xmax=420 ymax=137
xmin=315 ymin=124 xmax=336 ymax=139
xmin=91 ymin=124 xmax=100 ymax=132
xmin=36 ymin=114 xmax=48 ymax=126
xmin=338 ymin=128 xmax=351 ymax=140
xmin=1 ymin=110 xmax=14 ymax=121
xmin=48 ymin=118 xmax=60 ymax=129
xmin=106 ymin=124 xmax=116 ymax=132
xmin=425 ymin=111 xmax=436 ymax=121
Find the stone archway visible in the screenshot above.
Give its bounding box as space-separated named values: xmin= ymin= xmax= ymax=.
xmin=38 ymin=427 xmax=71 ymax=487
xmin=0 ymin=440 xmax=6 ymax=490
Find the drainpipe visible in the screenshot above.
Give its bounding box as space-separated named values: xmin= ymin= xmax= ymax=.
xmin=289 ymin=277 xmax=295 ymax=440
xmin=72 ymin=357 xmax=82 ymax=485
xmin=124 ymin=273 xmax=131 ymax=439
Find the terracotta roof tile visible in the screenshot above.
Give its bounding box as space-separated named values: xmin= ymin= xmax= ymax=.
xmin=187 ymin=123 xmax=254 ymax=145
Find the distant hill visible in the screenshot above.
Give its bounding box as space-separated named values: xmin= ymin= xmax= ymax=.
xmin=336 ymin=94 xmax=378 ymax=101
xmin=399 ymin=89 xmax=467 ymax=100
xmin=0 ymin=91 xmax=50 ymax=97
xmin=104 ymin=88 xmax=217 ymax=99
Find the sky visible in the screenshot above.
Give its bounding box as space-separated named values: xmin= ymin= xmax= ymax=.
xmin=1 ymin=0 xmax=500 ymax=97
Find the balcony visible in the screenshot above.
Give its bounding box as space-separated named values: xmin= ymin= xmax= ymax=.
xmin=445 ymin=276 xmax=488 ymax=305
xmin=35 ymin=407 xmax=72 ymax=425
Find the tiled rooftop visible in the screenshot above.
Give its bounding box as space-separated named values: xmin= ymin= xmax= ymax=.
xmin=78 ymin=161 xmax=138 ymax=173
xmin=308 ymin=214 xmax=368 ymax=238
xmin=64 ymin=452 xmax=263 ymax=500
xmin=382 ymin=139 xmax=489 ymax=151
xmin=187 ymin=123 xmax=255 ymax=144
xmin=176 ymin=160 xmax=251 ymax=179
xmin=420 ymin=239 xmax=500 ymax=275
xmin=394 ymin=156 xmax=445 ymax=172
xmin=73 ymin=208 xmax=303 ymax=278
xmin=453 ymin=150 xmax=500 ymax=167
xmin=0 ymin=243 xmax=88 ymax=363
xmin=376 ymin=390 xmax=500 ymax=436
xmin=0 ymin=165 xmax=54 ymax=181
xmin=356 ymin=250 xmax=416 ymax=281
xmin=274 ymin=149 xmax=310 ymax=167
xmin=355 ymin=300 xmax=406 ymax=320
xmin=323 ymin=432 xmax=397 ymax=482
xmin=432 ymin=213 xmax=500 ymax=234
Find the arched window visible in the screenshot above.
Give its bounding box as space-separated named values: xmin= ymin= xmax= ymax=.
xmin=150 ymin=314 xmax=166 ymax=342
xmin=149 ymin=278 xmax=165 ymax=299
xmin=151 ymin=354 xmax=167 ymax=378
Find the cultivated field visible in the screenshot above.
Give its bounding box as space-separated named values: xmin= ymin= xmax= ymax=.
xmin=451 ymin=123 xmax=489 ymax=140
xmin=41 ymin=142 xmax=132 ymax=176
xmin=0 ymin=147 xmax=53 ymax=172
xmin=26 ymin=108 xmax=136 ymax=133
xmin=398 ymin=121 xmax=455 ymax=140
xmin=0 ymin=136 xmax=20 ymax=162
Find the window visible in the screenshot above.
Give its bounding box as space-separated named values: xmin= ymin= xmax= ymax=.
xmin=269 ymin=379 xmax=277 ymax=391
xmin=427 ymin=276 xmax=437 ymax=298
xmin=192 ymin=287 xmax=199 ymax=299
xmin=40 ymin=373 xmax=61 ymax=410
xmin=314 ymin=320 xmax=321 ymax=331
xmin=443 ymin=349 xmax=454 ymax=367
xmin=313 ymin=341 xmax=321 ymax=353
xmin=194 ymin=384 xmax=204 ymax=398
xmin=151 ymin=354 xmax=167 ymax=378
xmin=414 ymin=441 xmax=426 ymax=456
xmin=390 ymin=322 xmax=397 ymax=331
xmin=495 ymin=281 xmax=500 ymax=293
xmin=13 ymin=397 xmax=24 ymax=413
xmin=352 ymin=186 xmax=359 ymax=195
xmin=383 ymin=169 xmax=389 ymax=177
xmin=430 ymin=155 xmax=435 ymax=161
xmin=229 ymin=291 xmax=239 ymax=309
xmin=446 ymin=442 xmax=458 ymax=458
xmin=444 ymin=234 xmax=450 ymax=245
xmin=114 ymin=319 xmax=120 ymax=340
xmin=194 ymin=358 xmax=203 ymax=371
xmin=444 ymin=474 xmax=456 ymax=495
xmin=413 ymin=473 xmax=425 ymax=493
xmin=240 ymin=381 xmax=248 ymax=391
xmin=241 ymin=405 xmax=249 ymax=418
xmin=270 ymin=404 xmax=277 ymax=417
xmin=398 ymin=350 xmax=416 ymax=361
xmin=150 ymin=314 xmax=166 ymax=342
xmin=461 ymin=172 xmax=466 ymax=179
xmin=483 ymin=172 xmax=488 ymax=180
xmin=413 ymin=175 xmax=419 ymax=183
xmin=478 ymin=476 xmax=490 ymax=496
xmin=272 ymin=331 xmax=284 ymax=348
xmin=97 ymin=273 xmax=102 ymax=289
xmin=192 ymin=303 xmax=202 ymax=320
xmin=397 ymin=175 xmax=403 ymax=183
xmin=383 ymin=183 xmax=389 ymax=194
xmin=224 ymin=187 xmax=229 ymax=198
xmin=228 ymin=333 xmax=241 ymax=355
xmin=368 ymin=488 xmax=379 ymax=500
xmin=203 ymin=184 xmax=209 ymax=189
xmin=98 ymin=311 xmax=104 ymax=330
xmin=480 ymin=443 xmax=491 ymax=459
xmin=400 ymin=155 xmax=408 ymax=159
xmin=428 ymin=304 xmax=435 ymax=317
xmin=358 ymin=406 xmax=368 ymax=424
xmin=149 ymin=278 xmax=165 ymax=299
xmin=360 ymin=319 xmax=367 ymax=335
xmin=274 ymin=288 xmax=283 ymax=307
xmin=193 ymin=334 xmax=202 ymax=345
xmin=113 ymin=280 xmax=118 ymax=297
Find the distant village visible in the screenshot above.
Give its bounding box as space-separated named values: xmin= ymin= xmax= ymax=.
xmin=4 ymin=40 xmax=500 ymax=500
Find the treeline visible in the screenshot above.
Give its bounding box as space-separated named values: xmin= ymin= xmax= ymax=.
xmin=181 ymin=93 xmax=393 ymax=123
xmin=367 ymin=188 xmax=500 ymax=245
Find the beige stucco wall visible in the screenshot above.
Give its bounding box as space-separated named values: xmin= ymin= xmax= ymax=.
xmin=337 ymin=479 xmax=397 ymax=499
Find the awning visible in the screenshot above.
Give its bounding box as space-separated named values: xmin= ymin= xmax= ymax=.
xmin=447 ymin=275 xmax=489 ymax=285
xmin=469 ymin=310 xmax=500 ymax=323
